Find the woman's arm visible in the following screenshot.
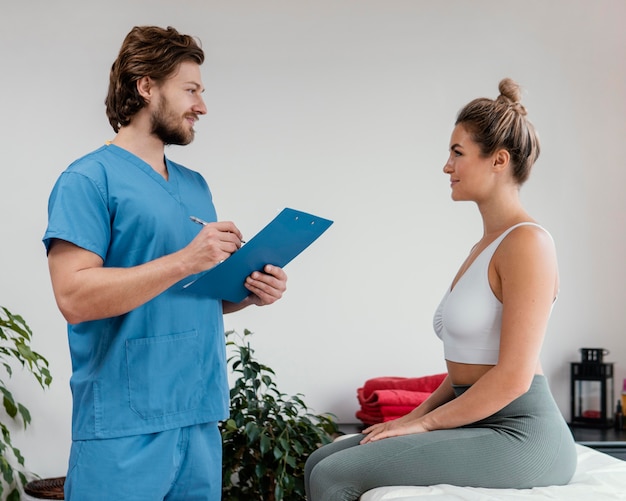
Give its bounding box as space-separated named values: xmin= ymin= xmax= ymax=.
xmin=362 ymin=225 xmax=558 ymax=443
xmin=405 ymin=375 xmax=456 ymax=418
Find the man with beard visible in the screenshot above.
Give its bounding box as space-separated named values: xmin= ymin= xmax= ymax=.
xmin=43 ymin=26 xmax=287 ymax=501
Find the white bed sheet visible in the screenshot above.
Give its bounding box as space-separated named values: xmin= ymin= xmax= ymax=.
xmin=361 ymin=444 xmax=626 ymax=500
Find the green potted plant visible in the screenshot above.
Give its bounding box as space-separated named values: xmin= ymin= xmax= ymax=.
xmin=0 ymin=306 xmax=52 ymax=500
xmin=221 ymin=329 xmax=338 ymax=501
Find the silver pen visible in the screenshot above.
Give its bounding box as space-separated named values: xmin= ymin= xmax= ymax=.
xmin=189 ymin=215 xmax=210 ymax=226
xmin=189 ymin=216 xmax=246 ymax=244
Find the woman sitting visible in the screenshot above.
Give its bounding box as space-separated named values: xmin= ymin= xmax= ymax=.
xmin=304 ymin=78 xmax=577 ymax=501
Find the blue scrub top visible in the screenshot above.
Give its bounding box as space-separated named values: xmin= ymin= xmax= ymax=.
xmin=43 ymin=144 xmax=229 ymax=440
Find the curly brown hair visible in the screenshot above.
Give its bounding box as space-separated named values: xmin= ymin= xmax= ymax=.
xmin=105 ymin=26 xmax=205 ymax=132
xmin=456 ymin=78 xmax=540 ymax=185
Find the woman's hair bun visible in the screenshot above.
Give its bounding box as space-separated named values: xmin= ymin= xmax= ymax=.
xmin=498 ymin=78 xmax=526 ymax=115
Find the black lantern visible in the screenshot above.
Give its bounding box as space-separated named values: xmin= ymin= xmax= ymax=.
xmin=570 ymin=348 xmax=614 ymax=428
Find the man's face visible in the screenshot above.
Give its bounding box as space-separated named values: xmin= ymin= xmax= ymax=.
xmin=150 ymin=61 xmax=207 ymax=146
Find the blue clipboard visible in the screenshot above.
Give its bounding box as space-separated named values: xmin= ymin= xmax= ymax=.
xmin=183 ymin=208 xmax=333 ymax=302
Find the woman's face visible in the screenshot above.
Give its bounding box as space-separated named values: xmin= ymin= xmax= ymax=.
xmin=443 ymin=124 xmax=496 ymax=202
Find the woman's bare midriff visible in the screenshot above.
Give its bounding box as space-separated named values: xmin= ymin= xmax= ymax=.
xmin=446 ymin=360 xmax=543 ymax=386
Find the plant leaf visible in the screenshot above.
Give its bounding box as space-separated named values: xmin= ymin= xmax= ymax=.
xmin=221 ymin=329 xmax=338 ymax=500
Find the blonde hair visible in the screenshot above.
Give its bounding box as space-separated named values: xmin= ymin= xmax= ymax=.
xmin=456 ymin=78 xmax=540 ymax=185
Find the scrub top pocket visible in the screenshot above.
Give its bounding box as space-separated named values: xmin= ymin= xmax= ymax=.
xmin=126 ymin=330 xmax=203 ymax=419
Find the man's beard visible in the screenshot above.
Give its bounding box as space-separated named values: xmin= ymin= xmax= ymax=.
xmin=150 ymin=97 xmax=195 ymax=146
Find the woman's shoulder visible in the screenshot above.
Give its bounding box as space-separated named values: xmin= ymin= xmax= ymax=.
xmin=496 ymin=222 xmax=557 ymax=265
xmin=504 ymin=222 xmax=553 ymax=245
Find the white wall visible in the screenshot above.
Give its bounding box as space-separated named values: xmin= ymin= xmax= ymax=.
xmin=1 ymin=0 xmax=625 ymax=479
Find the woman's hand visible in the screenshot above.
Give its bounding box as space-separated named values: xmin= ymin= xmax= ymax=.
xmin=360 ymin=416 xmax=429 ymax=444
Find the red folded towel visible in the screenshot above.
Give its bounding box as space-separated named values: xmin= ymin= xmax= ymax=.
xmin=356 ymin=408 xmax=416 ymax=425
xmin=358 ymin=388 xmax=434 ymax=407
xmin=357 ymin=389 xmax=432 ymax=424
xmin=356 ymin=373 xmax=447 ymax=426
xmin=361 ymin=373 xmax=447 ymax=400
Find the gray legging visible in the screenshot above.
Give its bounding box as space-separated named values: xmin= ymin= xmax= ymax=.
xmin=305 ymin=376 xmax=577 ymax=501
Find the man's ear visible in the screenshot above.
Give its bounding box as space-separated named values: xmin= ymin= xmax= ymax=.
xmin=493 ymin=149 xmax=510 ymax=173
xmin=136 ymin=76 xmax=154 ymax=103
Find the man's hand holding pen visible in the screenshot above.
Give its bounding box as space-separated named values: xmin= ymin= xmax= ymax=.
xmin=184 ymin=218 xmax=244 ymax=273
xmin=187 ymin=216 xmax=287 ymax=307
xmin=189 ymin=215 xmax=246 ymax=244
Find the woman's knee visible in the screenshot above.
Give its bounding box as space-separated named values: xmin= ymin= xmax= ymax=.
xmin=305 ymin=435 xmax=365 ymax=500
xmin=304 ymin=448 xmax=321 ymax=494
xmin=308 ymin=462 xmax=357 ymax=501
xmin=308 ymin=450 xmax=368 ymax=501
xmin=305 ymin=444 xmax=337 ymax=497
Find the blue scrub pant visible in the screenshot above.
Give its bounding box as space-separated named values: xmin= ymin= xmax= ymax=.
xmin=64 ymin=422 xmax=222 ymax=501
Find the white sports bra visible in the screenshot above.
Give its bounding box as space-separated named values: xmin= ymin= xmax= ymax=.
xmin=433 ymin=223 xmax=552 ymax=365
